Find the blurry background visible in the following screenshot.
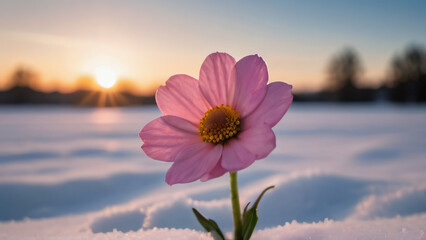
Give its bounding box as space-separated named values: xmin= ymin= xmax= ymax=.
xmin=1 ymin=0 xmax=426 ymax=105
xmin=1 ymin=1 xmax=426 ymax=239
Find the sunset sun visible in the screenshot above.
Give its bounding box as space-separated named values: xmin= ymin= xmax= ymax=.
xmin=95 ymin=67 xmax=118 ymax=88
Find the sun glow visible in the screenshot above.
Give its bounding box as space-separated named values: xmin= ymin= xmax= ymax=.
xmin=95 ymin=67 xmax=118 ymax=88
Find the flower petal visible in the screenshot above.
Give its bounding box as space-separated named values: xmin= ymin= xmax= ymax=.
xmin=200 ymin=158 xmax=228 ymax=181
xmin=166 ymin=143 xmax=223 ymax=185
xmin=156 ymin=74 xmax=210 ymax=124
xmin=199 ymin=52 xmax=236 ymax=107
xmin=244 ymin=81 xmax=293 ymax=129
xmin=231 ymin=55 xmax=268 ymax=117
xmin=140 ymin=116 xmax=200 ymax=162
xmin=221 ymin=139 xmax=256 ymax=172
xmin=237 ymin=126 xmax=276 ymax=159
xmin=221 ymin=126 xmax=276 ymax=172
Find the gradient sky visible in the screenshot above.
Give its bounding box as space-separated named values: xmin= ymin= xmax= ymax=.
xmin=1 ymin=0 xmax=425 ymax=93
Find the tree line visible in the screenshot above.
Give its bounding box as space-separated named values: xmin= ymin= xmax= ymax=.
xmin=1 ymin=44 xmax=426 ymax=104
xmin=323 ymin=44 xmax=426 ymax=102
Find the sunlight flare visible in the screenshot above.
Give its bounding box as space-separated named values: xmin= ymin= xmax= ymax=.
xmin=95 ymin=67 xmax=118 ymax=88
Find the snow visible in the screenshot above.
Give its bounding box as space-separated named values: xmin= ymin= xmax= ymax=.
xmin=0 ymin=104 xmax=426 ymax=239
xmin=253 ymin=215 xmax=426 ymax=240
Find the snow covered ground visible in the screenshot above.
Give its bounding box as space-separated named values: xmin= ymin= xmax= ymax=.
xmin=0 ymin=104 xmax=425 ymax=239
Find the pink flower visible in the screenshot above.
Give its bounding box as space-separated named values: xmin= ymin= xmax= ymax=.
xmin=139 ymin=53 xmax=293 ymax=185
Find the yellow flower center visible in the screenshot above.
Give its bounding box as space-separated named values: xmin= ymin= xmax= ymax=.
xmin=199 ymin=105 xmax=241 ymax=144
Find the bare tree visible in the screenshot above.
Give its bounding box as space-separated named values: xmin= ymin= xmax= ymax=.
xmin=327 ymin=48 xmax=363 ymax=91
xmin=9 ymin=67 xmax=39 ymax=89
xmin=326 ymin=48 xmax=364 ymax=101
xmin=389 ymin=45 xmax=426 ymax=102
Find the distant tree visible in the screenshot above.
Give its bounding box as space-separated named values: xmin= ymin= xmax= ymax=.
xmin=326 ymin=48 xmax=363 ymax=101
xmin=388 ymin=45 xmax=426 ymax=102
xmin=9 ymin=67 xmax=39 ymax=89
xmin=327 ymin=48 xmax=363 ymax=91
xmin=4 ymin=67 xmax=40 ymax=103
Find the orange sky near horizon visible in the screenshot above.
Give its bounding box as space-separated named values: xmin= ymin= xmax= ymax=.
xmin=0 ymin=30 xmax=334 ymax=95
xmin=1 ymin=1 xmax=425 ymax=95
xmin=0 ymin=32 xmax=388 ymax=95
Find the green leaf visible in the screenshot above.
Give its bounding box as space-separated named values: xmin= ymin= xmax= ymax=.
xmin=241 ymin=207 xmax=257 ymax=240
xmin=192 ymin=208 xmax=225 ymax=240
xmin=242 ymin=201 xmax=251 ymax=220
xmin=241 ymin=185 xmax=275 ymax=240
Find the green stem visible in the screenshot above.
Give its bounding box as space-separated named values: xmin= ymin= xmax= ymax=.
xmin=230 ymin=172 xmax=243 ymax=240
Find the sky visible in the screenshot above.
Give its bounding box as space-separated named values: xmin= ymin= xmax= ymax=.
xmin=0 ymin=0 xmax=425 ymax=93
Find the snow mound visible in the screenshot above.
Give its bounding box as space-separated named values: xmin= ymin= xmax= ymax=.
xmin=1 ymin=214 xmax=426 ymax=240
xmin=254 ymin=214 xmax=426 ymax=240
